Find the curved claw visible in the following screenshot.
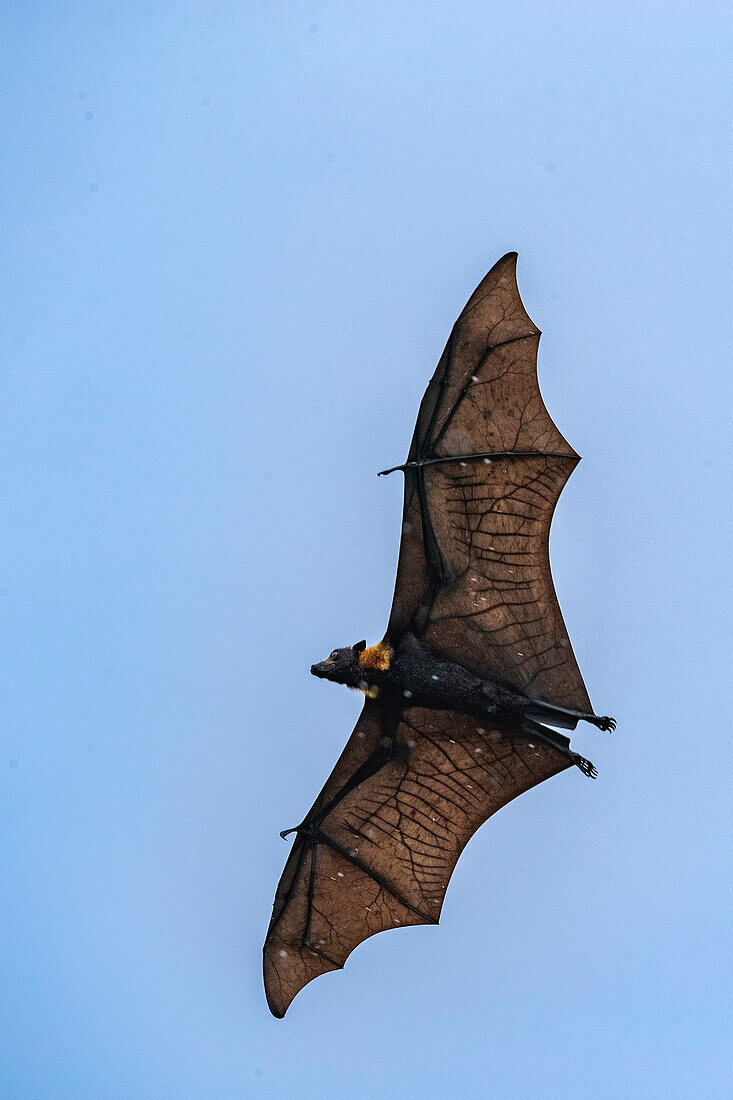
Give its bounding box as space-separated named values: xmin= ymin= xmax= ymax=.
xmin=573 ymin=754 xmax=598 ymax=779
xmin=280 ymin=825 xmax=300 ymax=840
xmin=596 ymin=716 xmax=616 ymax=732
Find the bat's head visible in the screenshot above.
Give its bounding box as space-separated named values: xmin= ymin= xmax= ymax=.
xmin=311 ymin=640 xmax=367 ymax=686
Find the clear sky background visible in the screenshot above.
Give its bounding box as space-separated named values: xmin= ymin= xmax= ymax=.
xmin=2 ymin=3 xmax=730 ymax=1097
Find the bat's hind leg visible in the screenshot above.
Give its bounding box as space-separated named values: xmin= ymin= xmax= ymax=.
xmin=526 ymin=699 xmax=616 ymax=732
xmin=520 ymin=717 xmax=598 ymax=779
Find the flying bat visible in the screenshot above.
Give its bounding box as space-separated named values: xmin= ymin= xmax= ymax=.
xmin=263 ymin=252 xmax=613 ymax=1018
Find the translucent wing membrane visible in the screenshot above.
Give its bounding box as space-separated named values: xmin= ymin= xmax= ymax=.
xmin=423 ymin=455 xmax=590 ymax=710
xmin=263 ymin=702 xmax=569 ymax=1017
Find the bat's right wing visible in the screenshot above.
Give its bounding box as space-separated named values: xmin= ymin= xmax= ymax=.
xmin=263 ymin=699 xmax=569 ymax=1018
xmin=385 ymin=253 xmax=591 ymax=714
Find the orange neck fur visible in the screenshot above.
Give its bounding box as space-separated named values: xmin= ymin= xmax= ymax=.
xmin=358 ymin=641 xmax=393 ymax=672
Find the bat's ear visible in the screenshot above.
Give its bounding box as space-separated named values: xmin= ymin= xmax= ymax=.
xmin=352 ymin=640 xmax=367 ymax=654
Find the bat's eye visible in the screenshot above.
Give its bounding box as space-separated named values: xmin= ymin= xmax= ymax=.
xmin=330 ymin=651 xmax=339 ymax=661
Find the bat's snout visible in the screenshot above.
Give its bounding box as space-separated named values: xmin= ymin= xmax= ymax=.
xmin=311 ymin=660 xmax=336 ymax=678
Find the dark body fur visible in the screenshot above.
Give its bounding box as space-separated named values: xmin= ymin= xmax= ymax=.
xmin=362 ymin=634 xmax=525 ymax=718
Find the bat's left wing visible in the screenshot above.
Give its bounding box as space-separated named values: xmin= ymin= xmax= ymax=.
xmin=263 ymin=699 xmax=569 ymax=1017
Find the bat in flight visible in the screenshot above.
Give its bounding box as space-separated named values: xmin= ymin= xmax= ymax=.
xmin=263 ymin=252 xmax=614 ymax=1018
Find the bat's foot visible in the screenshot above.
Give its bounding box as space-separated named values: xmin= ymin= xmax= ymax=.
xmin=572 ymin=753 xmax=598 ymax=779
xmin=593 ymin=715 xmax=616 ymax=732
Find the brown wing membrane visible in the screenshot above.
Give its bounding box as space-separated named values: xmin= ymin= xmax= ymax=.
xmin=423 ymin=455 xmax=590 ymax=710
xmin=263 ymin=701 xmax=569 ymax=1017
xmin=386 ymin=252 xmax=591 ymax=712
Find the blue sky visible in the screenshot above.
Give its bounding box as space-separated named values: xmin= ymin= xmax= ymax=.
xmin=1 ymin=3 xmax=730 ymax=1097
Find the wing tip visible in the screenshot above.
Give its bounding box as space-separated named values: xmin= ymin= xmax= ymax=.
xmin=263 ymin=951 xmax=286 ymax=1019
xmin=490 ymin=250 xmax=519 ymax=280
xmin=263 ymin=910 xmax=440 ymax=1018
xmin=263 ymin=938 xmax=347 ymax=1020
xmin=481 ymin=252 xmax=541 ymax=334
